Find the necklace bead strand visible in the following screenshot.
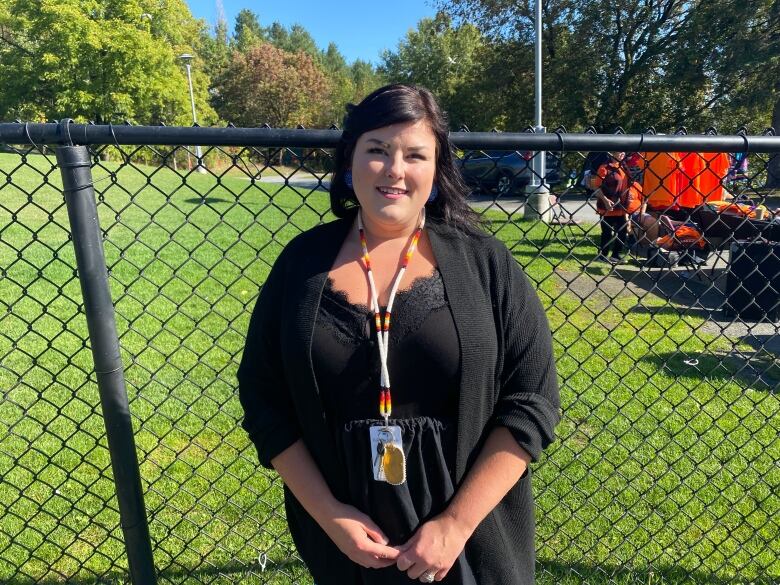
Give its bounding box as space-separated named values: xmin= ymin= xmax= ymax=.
xmin=357 ymin=209 xmax=426 ymax=425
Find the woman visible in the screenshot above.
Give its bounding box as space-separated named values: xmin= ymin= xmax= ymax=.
xmin=238 ymin=84 xmax=560 ymax=584
xmin=592 ymin=151 xmax=639 ymax=264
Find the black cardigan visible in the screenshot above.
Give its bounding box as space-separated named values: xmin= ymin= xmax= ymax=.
xmin=238 ymin=213 xmax=560 ymax=585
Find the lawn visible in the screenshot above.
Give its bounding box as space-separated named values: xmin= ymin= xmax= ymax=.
xmin=0 ymin=150 xmax=778 ymax=584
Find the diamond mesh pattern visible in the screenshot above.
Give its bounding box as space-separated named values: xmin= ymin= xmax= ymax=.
xmin=1 ymin=128 xmax=778 ymax=585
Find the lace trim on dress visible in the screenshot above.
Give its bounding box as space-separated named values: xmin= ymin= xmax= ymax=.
xmin=343 ymin=417 xmax=450 ymax=432
xmin=320 ymin=268 xmax=448 ymax=346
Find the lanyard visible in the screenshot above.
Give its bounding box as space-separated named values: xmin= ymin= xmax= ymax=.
xmin=357 ymin=208 xmax=426 ymax=426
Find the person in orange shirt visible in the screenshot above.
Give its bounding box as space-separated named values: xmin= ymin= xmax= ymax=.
xmin=591 ymin=151 xmax=639 ymax=263
xmin=625 ymin=152 xmax=644 ymax=183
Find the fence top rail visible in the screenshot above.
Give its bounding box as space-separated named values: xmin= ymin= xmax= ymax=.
xmin=1 ymin=122 xmax=779 ymax=152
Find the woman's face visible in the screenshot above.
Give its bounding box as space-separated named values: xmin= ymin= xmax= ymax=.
xmin=350 ymin=119 xmax=437 ymax=233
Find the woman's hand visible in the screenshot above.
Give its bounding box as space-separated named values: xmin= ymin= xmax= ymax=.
xmin=319 ymin=502 xmax=401 ymax=569
xmin=395 ymin=513 xmax=472 ymax=581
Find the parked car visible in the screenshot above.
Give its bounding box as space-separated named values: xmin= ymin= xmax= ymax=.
xmin=457 ymin=150 xmax=563 ymax=196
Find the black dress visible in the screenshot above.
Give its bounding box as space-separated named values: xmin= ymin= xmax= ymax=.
xmin=311 ymin=268 xmax=478 ymax=585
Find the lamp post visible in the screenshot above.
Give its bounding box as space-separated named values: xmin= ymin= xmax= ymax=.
xmin=524 ymin=0 xmax=551 ymax=220
xmin=178 ymin=53 xmax=206 ymax=173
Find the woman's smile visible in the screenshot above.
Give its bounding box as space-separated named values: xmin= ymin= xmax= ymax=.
xmin=377 ymin=186 xmax=409 ymax=199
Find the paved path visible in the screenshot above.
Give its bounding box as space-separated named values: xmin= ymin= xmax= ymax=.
xmin=469 ymin=193 xmax=602 ymax=222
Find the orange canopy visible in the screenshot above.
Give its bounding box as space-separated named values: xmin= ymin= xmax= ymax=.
xmin=643 ymin=152 xmax=684 ymax=210
xmin=679 ymin=152 xmax=730 ymax=207
xmin=643 ymin=152 xmax=730 ymax=210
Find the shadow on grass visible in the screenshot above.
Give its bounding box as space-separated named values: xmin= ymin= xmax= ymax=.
xmin=491 ymin=218 xmax=730 ymax=311
xmin=183 ymin=196 xmax=233 ymax=205
xmin=612 ymin=264 xmax=729 ymax=311
xmin=538 ymin=558 xmax=776 ymax=585
xmin=488 ymin=218 xmax=602 ymax=266
xmin=489 ymin=218 xmax=780 ymax=390
xmin=640 ymin=349 xmax=780 ymax=392
xmin=744 ymin=332 xmax=780 ymax=356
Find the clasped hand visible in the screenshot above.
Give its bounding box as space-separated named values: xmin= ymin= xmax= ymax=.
xmin=394 ymin=513 xmax=471 ymax=581
xmin=320 ymin=502 xmax=400 ymax=569
xmin=323 ymin=504 xmax=471 ymax=580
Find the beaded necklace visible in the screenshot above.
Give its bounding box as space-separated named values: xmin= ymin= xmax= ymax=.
xmin=357 ymin=208 xmax=426 ymax=427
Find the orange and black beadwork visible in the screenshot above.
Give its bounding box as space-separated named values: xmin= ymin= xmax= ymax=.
xmin=357 ymin=209 xmax=426 ymax=424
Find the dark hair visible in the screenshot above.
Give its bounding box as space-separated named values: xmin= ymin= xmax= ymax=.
xmin=330 ymin=83 xmax=485 ymax=234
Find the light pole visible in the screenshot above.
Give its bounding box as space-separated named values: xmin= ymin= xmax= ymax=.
xmin=524 ymin=0 xmax=551 ymax=220
xmin=178 ymin=53 xmax=206 ymax=173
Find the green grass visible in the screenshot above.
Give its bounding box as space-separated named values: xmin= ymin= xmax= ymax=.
xmin=1 ymin=151 xmax=778 ymax=584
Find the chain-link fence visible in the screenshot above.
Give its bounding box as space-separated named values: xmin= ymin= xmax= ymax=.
xmin=0 ymin=122 xmax=778 ymax=585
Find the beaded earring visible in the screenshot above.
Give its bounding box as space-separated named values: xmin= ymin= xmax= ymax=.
xmin=344 ymin=170 xmax=353 ymax=189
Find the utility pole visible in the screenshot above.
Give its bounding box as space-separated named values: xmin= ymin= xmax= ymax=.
xmin=179 ymin=53 xmax=206 ymax=174
xmin=524 ymin=0 xmax=551 ymax=220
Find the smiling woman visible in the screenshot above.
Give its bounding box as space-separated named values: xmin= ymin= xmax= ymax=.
xmin=349 ymin=119 xmax=437 ymax=238
xmin=238 ymin=84 xmax=561 ymax=585
xmin=330 ymin=84 xmax=483 ymax=236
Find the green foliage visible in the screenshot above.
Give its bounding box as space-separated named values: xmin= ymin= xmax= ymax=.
xmin=0 ymin=0 xmax=217 ymax=125
xmin=320 ymin=43 xmax=354 ymax=126
xmin=351 ymin=59 xmax=386 ymax=101
xmin=219 ymin=13 xmax=384 ymax=127
xmin=434 ymin=0 xmax=780 ymax=133
xmin=231 ymin=14 xmax=321 ymax=62
xmin=319 ymin=44 xmax=386 ymax=126
xmin=198 ymin=10 xmax=230 ymax=81
xmin=2 ymin=0 xmax=776 ymax=135
xmin=380 ymin=12 xmax=491 ymax=129
xmin=269 ymin=23 xmax=321 ymax=60
xmin=232 ymin=8 xmax=265 ymax=53
xmin=212 ymin=43 xmax=331 ymax=128
xmin=0 ymin=1 xmax=384 ymax=130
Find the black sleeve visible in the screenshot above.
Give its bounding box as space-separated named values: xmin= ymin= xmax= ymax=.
xmin=490 ymin=247 xmax=561 ymax=462
xmin=237 ymin=249 xmax=302 ymax=469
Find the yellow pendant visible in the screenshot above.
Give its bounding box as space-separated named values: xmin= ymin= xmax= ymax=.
xmin=382 ymin=443 xmax=406 ymax=485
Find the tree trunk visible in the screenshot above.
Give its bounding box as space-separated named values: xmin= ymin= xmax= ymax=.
xmin=766 ymin=93 xmax=780 ymax=189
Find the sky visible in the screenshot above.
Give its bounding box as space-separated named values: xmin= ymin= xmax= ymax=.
xmin=185 ymin=0 xmax=438 ymax=65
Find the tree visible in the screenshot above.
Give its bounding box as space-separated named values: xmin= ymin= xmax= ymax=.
xmin=438 ymin=0 xmax=695 ymax=130
xmin=437 ymin=0 xmax=780 ymax=134
xmin=286 ymin=24 xmax=321 ymax=59
xmin=199 ymin=2 xmax=230 ymax=81
xmin=762 ymin=0 xmax=780 ymax=187
xmin=320 ymin=42 xmax=354 ymax=126
xmin=0 ymin=0 xmax=217 ymax=125
xmin=265 ymin=22 xmax=321 ymax=61
xmin=380 ymin=12 xmax=488 ymax=129
xmin=206 ymin=16 xmax=383 ymax=129
xmin=233 ymin=8 xmax=264 ymax=53
xmin=212 ymin=42 xmax=330 ymax=128
xmin=350 ymin=60 xmax=385 ymax=104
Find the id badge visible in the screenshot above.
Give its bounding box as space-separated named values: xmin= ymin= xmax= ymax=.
xmin=369 ymin=425 xmax=406 ymax=485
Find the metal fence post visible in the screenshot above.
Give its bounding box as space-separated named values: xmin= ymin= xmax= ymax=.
xmin=55 ymin=144 xmax=157 ymax=585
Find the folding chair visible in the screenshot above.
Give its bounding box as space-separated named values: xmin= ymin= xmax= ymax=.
xmin=643 ymin=216 xmax=713 ymax=284
xmin=540 ymin=193 xmax=583 ymax=248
